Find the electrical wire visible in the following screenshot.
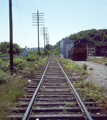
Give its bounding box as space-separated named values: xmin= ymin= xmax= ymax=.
xmin=32 ymin=0 xmax=38 ymax=11
xmin=16 ymin=0 xmax=27 ymax=47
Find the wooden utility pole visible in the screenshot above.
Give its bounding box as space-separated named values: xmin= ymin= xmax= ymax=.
xmin=37 ymin=10 xmax=40 ymax=55
xmin=32 ymin=11 xmax=44 ymax=55
xmin=9 ymin=0 xmax=13 ymax=73
xmin=43 ymin=27 xmax=45 ymax=51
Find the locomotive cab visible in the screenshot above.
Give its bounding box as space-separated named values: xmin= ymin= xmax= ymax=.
xmin=71 ymin=40 xmax=87 ymax=60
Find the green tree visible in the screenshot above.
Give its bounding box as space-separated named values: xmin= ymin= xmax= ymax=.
xmin=0 ymin=42 xmax=22 ymax=55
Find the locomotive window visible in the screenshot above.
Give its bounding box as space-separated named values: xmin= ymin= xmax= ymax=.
xmin=81 ymin=42 xmax=86 ymax=47
xmin=74 ymin=42 xmax=78 ymax=47
xmin=74 ymin=41 xmax=87 ymax=47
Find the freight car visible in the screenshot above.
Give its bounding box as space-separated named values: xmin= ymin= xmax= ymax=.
xmin=70 ymin=40 xmax=87 ymax=60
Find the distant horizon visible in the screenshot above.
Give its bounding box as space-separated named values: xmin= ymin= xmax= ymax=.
xmin=1 ymin=28 xmax=107 ymax=48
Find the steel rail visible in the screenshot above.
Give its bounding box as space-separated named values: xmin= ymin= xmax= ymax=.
xmin=55 ymin=56 xmax=92 ymax=120
xmin=22 ymin=57 xmax=50 ymax=120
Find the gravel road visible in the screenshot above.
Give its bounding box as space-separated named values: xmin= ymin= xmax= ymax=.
xmin=73 ymin=60 xmax=107 ymax=96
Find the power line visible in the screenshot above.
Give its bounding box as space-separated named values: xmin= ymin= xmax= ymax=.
xmin=16 ymin=0 xmax=27 ymax=46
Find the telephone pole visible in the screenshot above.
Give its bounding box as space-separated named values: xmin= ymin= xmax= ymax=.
xmin=43 ymin=27 xmax=45 ymax=51
xmin=45 ymin=33 xmax=50 ymax=50
xmin=32 ymin=10 xmax=44 ymax=55
xmin=9 ymin=0 xmax=13 ymax=73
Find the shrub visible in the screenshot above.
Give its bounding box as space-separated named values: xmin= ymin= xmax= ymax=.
xmin=26 ymin=54 xmax=39 ymax=61
xmin=82 ymin=70 xmax=88 ymax=75
xmin=0 ymin=65 xmax=9 ymax=72
xmin=0 ymin=52 xmax=2 ymax=55
xmin=13 ymin=58 xmax=23 ymax=66
xmin=0 ymin=70 xmax=12 ymax=84
xmin=0 ymin=59 xmax=10 ymax=72
xmin=54 ymin=46 xmax=60 ymax=56
xmin=44 ymin=49 xmax=51 ymax=55
xmin=83 ymin=63 xmax=87 ymax=70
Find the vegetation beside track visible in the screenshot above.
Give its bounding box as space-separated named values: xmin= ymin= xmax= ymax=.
xmin=0 ymin=53 xmax=49 ymax=119
xmin=57 ymin=57 xmax=88 ymax=76
xmin=57 ymin=57 xmax=107 ymax=113
xmin=88 ymin=57 xmax=107 ymax=65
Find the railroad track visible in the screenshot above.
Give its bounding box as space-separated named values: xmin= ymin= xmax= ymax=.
xmin=8 ymin=55 xmax=107 ymax=120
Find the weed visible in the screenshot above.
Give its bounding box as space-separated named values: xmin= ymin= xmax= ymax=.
xmin=0 ymin=70 xmax=12 ymax=84
xmin=0 ymin=55 xmax=49 ymax=119
xmin=88 ymin=57 xmax=107 ymax=65
xmin=104 ymin=62 xmax=107 ymax=65
xmin=83 ymin=63 xmax=87 ymax=70
xmin=65 ymin=102 xmax=75 ymax=107
xmin=13 ymin=58 xmax=23 ymax=66
xmin=0 ymin=77 xmax=27 ymax=119
xmin=82 ymin=70 xmax=88 ymax=75
xmin=79 ymin=77 xmax=84 ymax=81
xmin=26 ymin=55 xmax=38 ymax=61
xmin=62 ymin=109 xmax=66 ymax=114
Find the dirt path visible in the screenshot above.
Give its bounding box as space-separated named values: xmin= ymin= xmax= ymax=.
xmin=73 ymin=60 xmax=107 ymax=96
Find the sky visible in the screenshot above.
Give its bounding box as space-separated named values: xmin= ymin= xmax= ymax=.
xmin=0 ymin=0 xmax=107 ymax=48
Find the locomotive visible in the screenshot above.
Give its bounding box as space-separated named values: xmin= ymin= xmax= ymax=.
xmin=70 ymin=40 xmax=87 ymax=60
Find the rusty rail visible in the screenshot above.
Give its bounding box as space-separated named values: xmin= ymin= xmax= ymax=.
xmin=22 ymin=57 xmax=50 ymax=120
xmin=55 ymin=56 xmax=92 ymax=120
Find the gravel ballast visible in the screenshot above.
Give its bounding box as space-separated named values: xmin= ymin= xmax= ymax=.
xmin=73 ymin=60 xmax=107 ymax=96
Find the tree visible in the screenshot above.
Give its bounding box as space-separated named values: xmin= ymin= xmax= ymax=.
xmin=68 ymin=29 xmax=107 ymax=46
xmin=0 ymin=42 xmax=22 ymax=55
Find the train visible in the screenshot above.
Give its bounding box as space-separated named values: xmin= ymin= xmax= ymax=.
xmin=69 ymin=40 xmax=87 ymax=60
xmin=60 ymin=38 xmax=94 ymax=60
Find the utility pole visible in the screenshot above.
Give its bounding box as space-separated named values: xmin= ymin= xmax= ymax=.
xmin=45 ymin=33 xmax=47 ymax=48
xmin=45 ymin=33 xmax=50 ymax=50
xmin=9 ymin=0 xmax=13 ymax=73
xmin=32 ymin=10 xmax=44 ymax=55
xmin=40 ymin=27 xmax=48 ymax=51
xmin=43 ymin=27 xmax=45 ymax=51
xmin=37 ymin=10 xmax=40 ymax=55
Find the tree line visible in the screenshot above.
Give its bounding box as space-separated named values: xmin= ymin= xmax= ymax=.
xmin=46 ymin=29 xmax=107 ymax=55
xmin=0 ymin=41 xmax=22 ymax=55
xmin=1 ymin=29 xmax=106 ymax=56
xmin=68 ymin=29 xmax=107 ymax=46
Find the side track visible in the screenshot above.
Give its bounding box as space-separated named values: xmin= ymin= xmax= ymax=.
xmin=9 ymin=55 xmax=107 ymax=120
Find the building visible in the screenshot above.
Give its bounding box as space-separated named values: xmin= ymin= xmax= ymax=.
xmin=87 ymin=46 xmax=107 ymax=57
xmin=60 ymin=38 xmax=74 ymax=58
xmin=23 ymin=46 xmax=28 ymax=57
xmin=87 ymin=46 xmax=96 ymax=57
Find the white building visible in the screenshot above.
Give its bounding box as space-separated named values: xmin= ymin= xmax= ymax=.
xmin=23 ymin=46 xmax=28 ymax=57
xmin=60 ymin=38 xmax=74 ymax=58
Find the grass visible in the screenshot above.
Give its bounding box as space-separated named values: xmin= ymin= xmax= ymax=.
xmin=73 ymin=78 xmax=107 ymax=112
xmin=0 ymin=70 xmax=12 ymax=84
xmin=88 ymin=57 xmax=107 ymax=65
xmin=0 ymin=77 xmax=27 ymax=119
xmin=0 ymin=54 xmax=49 ymax=120
xmin=65 ymin=102 xmax=75 ymax=107
xmin=57 ymin=57 xmax=107 ymax=113
xmin=57 ymin=57 xmax=88 ymax=76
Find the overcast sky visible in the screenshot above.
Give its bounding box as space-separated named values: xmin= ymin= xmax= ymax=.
xmin=0 ymin=0 xmax=107 ymax=48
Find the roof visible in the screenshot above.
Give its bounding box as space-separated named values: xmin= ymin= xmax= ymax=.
xmin=60 ymin=37 xmax=74 ymax=43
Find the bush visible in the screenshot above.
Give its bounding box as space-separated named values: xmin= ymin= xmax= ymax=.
xmin=0 ymin=52 xmax=2 ymax=55
xmin=54 ymin=46 xmax=60 ymax=56
xmin=13 ymin=58 xmax=23 ymax=66
xmin=44 ymin=49 xmax=51 ymax=55
xmin=26 ymin=54 xmax=39 ymax=61
xmin=0 ymin=70 xmax=12 ymax=84
xmin=0 ymin=59 xmax=10 ymax=72
xmin=0 ymin=65 xmax=9 ymax=72
xmin=82 ymin=70 xmax=88 ymax=75
xmin=83 ymin=63 xmax=87 ymax=70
